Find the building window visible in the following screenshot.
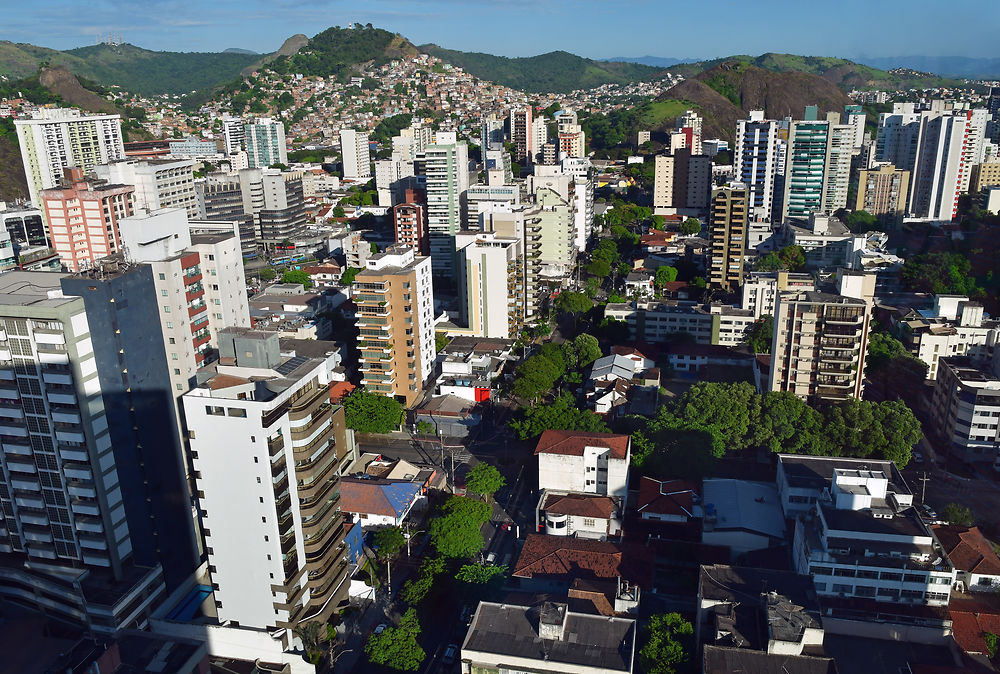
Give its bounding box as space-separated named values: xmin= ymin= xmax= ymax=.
xmin=582 ymin=518 xmax=596 ymax=527
xmin=163 ymin=306 xmax=170 ymax=313
xmin=158 ymin=273 xmax=165 ymax=280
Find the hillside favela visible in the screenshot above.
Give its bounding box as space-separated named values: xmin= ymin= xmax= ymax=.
xmin=1 ymin=2 xmax=1000 ymax=672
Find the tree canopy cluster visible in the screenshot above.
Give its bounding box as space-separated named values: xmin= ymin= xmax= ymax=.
xmin=754 ymin=245 xmax=807 ymax=272
xmin=365 ymin=607 xmax=426 ymax=671
xmin=742 ymin=315 xmax=774 ymax=353
xmin=280 ymin=269 xmax=312 ymax=289
xmin=343 ymin=388 xmax=404 ymax=433
xmin=586 ymin=238 xmax=620 ymax=278
xmin=510 ymin=392 xmax=610 ymax=440
xmin=639 ymin=613 xmax=693 ymax=674
xmin=429 ymin=496 xmax=491 ymax=559
xmin=627 ymin=382 xmax=922 ymax=478
xmin=511 ymin=336 xmax=602 ymax=401
xmin=464 ymin=462 xmax=505 ymax=500
xmin=679 ymin=218 xmax=702 ymax=236
xmin=900 ymin=252 xmax=982 ymax=297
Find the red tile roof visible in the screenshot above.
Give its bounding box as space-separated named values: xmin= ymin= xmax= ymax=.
xmin=534 ymin=430 xmax=630 ymax=460
xmin=541 ymin=493 xmax=616 ymax=519
xmin=610 ymin=345 xmax=649 ymax=360
xmin=933 ymin=525 xmax=1000 ymax=576
xmin=637 ymin=477 xmax=699 ymax=518
xmin=512 ymin=534 xmax=654 ymax=588
xmin=329 ymin=381 xmax=356 ymax=404
xmin=950 ymin=604 xmax=1000 ymax=655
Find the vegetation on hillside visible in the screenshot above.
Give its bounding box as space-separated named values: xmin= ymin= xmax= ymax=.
xmin=269 ymin=25 xmax=414 ymax=79
xmin=419 ymin=45 xmax=665 ymax=93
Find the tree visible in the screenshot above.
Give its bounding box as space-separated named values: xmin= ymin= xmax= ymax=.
xmin=512 ymin=353 xmax=564 ymax=401
xmin=372 ymin=526 xmax=406 ymax=593
xmin=435 ymin=333 xmax=450 ymax=352
xmin=554 ymin=291 xmax=593 ymax=316
xmin=259 ymin=268 xmax=277 ymax=282
xmin=777 ymin=245 xmax=807 ymax=271
xmin=429 ymin=496 xmax=491 ymax=558
xmin=679 ymin=218 xmax=701 ymax=236
xmin=639 ymin=612 xmax=693 ymax=674
xmin=400 ymin=555 xmax=446 ymax=606
xmin=742 ymin=315 xmax=774 ymax=353
xmin=901 ymin=252 xmax=981 ymax=297
xmin=845 ymin=209 xmax=880 ymax=232
xmin=671 ymin=382 xmax=760 ymax=456
xmin=655 ymin=266 xmax=678 ymax=288
xmin=280 ymin=269 xmax=312 ymax=289
xmin=343 ymin=388 xmax=404 ymax=433
xmin=456 ymin=564 xmax=508 ymax=605
xmin=365 ymin=607 xmax=426 ymax=671
xmin=585 ymin=259 xmax=611 ymax=277
xmin=332 ymin=204 xmax=346 ymax=218
xmin=871 ymin=400 xmax=922 ymax=467
xmin=509 ymin=393 xmax=610 ymax=440
xmin=294 ymin=621 xmax=326 ymax=665
xmin=465 ymin=462 xmax=505 ymax=501
xmin=942 ymin=502 xmax=974 ymax=526
xmin=340 ymin=267 xmax=362 ymax=285
xmin=651 ymin=215 xmax=666 ymax=230
xmin=571 ymin=334 xmax=602 ymax=368
xmin=753 ymin=391 xmax=827 ymax=455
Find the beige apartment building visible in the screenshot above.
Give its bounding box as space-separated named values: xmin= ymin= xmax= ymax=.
xmin=708 ymin=186 xmax=748 ymax=290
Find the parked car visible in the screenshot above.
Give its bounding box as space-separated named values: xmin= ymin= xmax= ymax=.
xmin=912 ymin=451 xmax=924 ymax=464
xmin=920 ymin=504 xmax=938 ymax=520
xmin=374 ymin=623 xmax=387 ymax=635
xmin=442 ymin=644 xmax=458 ymax=665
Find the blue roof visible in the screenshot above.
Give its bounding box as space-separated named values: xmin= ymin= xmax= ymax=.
xmin=341 ymin=478 xmax=421 ymax=518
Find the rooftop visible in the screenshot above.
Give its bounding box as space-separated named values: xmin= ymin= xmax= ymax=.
xmin=541 ymin=492 xmax=617 ymax=520
xmin=512 ymin=534 xmax=654 ymax=589
xmin=0 ymin=271 xmax=73 ymax=308
xmin=703 ymin=479 xmax=785 ymax=539
xmin=534 ymin=429 xmax=630 ymax=460
xmin=703 ymin=646 xmax=838 ymax=674
xmin=778 ymin=454 xmax=911 ymax=496
xmin=636 ymin=477 xmax=699 ymax=518
xmin=462 ymin=601 xmax=635 ymax=673
xmin=932 ymin=525 xmax=1000 ymax=576
xmin=340 ymin=478 xmax=420 ymax=518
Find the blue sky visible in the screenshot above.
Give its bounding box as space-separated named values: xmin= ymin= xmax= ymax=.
xmin=5 ymin=0 xmax=997 ymax=60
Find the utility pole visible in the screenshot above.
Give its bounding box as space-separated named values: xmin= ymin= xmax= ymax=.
xmin=918 ymin=472 xmax=930 ymax=505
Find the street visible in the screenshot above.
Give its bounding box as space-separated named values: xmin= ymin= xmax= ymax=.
xmin=341 ymin=411 xmax=537 ymax=672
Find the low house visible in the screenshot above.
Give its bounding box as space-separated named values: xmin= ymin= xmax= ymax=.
xmin=535 ymin=491 xmax=622 ymax=540
xmin=624 ymin=270 xmax=654 ymax=298
xmin=636 ymin=477 xmax=701 ymax=523
xmin=590 ymin=379 xmax=630 ymax=417
xmin=435 ymin=336 xmax=514 ymax=402
xmin=536 ymin=430 xmax=631 ymax=498
xmin=949 ymin=595 xmax=1000 ymax=661
xmin=339 ymin=477 xmax=422 ymax=527
xmin=933 ymin=525 xmax=1000 ymax=593
xmin=666 ymin=343 xmax=755 ymax=374
xmin=303 ymin=262 xmax=342 ymax=286
xmin=512 ymin=534 xmax=654 ymax=594
xmin=610 ymin=346 xmax=655 ymax=371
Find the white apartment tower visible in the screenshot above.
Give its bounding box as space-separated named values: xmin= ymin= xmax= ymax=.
xmin=339 ymin=128 xmax=372 ymax=181
xmin=182 ymin=330 xmax=352 ymax=643
xmin=221 ymin=115 xmax=245 ymax=155
xmin=456 ymin=232 xmax=525 ymax=340
xmin=94 ymin=159 xmax=198 ymax=219
xmin=15 ymin=108 xmax=126 ymax=212
xmin=735 ymin=112 xmax=780 ymax=223
xmin=244 ymin=118 xmax=287 ymax=169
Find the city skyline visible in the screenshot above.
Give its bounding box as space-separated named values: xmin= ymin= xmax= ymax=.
xmin=4 ymin=0 xmax=998 ymax=62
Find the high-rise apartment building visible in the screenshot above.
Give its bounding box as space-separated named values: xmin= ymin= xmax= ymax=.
xmin=0 ymin=271 xmax=187 ymax=631
xmin=554 ymin=109 xmax=585 ymax=159
xmin=182 ymin=329 xmax=352 ymax=642
xmin=821 ymin=114 xmax=854 ymax=214
xmin=424 ymin=134 xmax=469 ymax=279
xmin=94 ymin=158 xmax=198 ymax=218
xmin=231 ymin=168 xmax=307 ymax=249
xmin=117 ymin=208 xmax=250 ymax=396
xmin=195 ymin=177 xmax=257 ymax=257
xmin=40 ymin=167 xmax=134 ymax=272
xmin=339 ymin=128 xmax=372 ymax=181
xmin=393 ymin=189 xmax=429 ymax=256
xmin=509 ymin=107 xmax=533 ymax=165
xmin=652 ymin=149 xmax=712 ymax=214
xmin=456 ymin=232 xmax=525 ymax=339
xmin=220 ymin=115 xmax=245 ymax=155
xmin=392 ymin=121 xmax=433 ymax=162
xmin=782 ymin=120 xmax=829 ymax=221
xmin=769 ymin=287 xmax=872 ymax=403
xmin=244 ymin=118 xmax=287 ymax=169
xmin=970 ymin=161 xmax=1000 ymax=193
xmin=531 ymin=117 xmax=549 ymax=164
xmin=481 ymin=115 xmax=504 ymax=153
xmin=856 ymin=164 xmax=910 ymax=229
xmin=483 ymin=147 xmax=514 ymax=183
xmin=844 ymin=104 xmax=867 ymax=152
xmin=14 ymin=108 xmax=126 ymax=211
xmin=466 ymin=182 xmax=521 ymax=231
xmin=374 ymin=157 xmax=414 ymax=206
xmin=676 ymin=110 xmax=703 ymax=155
xmin=930 ymin=357 xmax=1000 ymax=464
xmin=354 ymin=247 xmax=435 ymax=406
xmin=910 ymin=112 xmax=967 ymax=220
xmin=735 ymin=112 xmax=780 ymax=223
xmin=708 ymin=186 xmax=748 ymax=290
xmin=532 ymin=186 xmax=577 ymax=279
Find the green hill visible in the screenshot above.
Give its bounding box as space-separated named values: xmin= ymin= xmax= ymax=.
xmin=267 ymin=25 xmax=418 ymax=78
xmin=0 ymin=41 xmax=260 ymax=96
xmin=419 ymin=45 xmax=666 ymax=93
xmin=667 ymin=52 xmax=961 ymax=91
